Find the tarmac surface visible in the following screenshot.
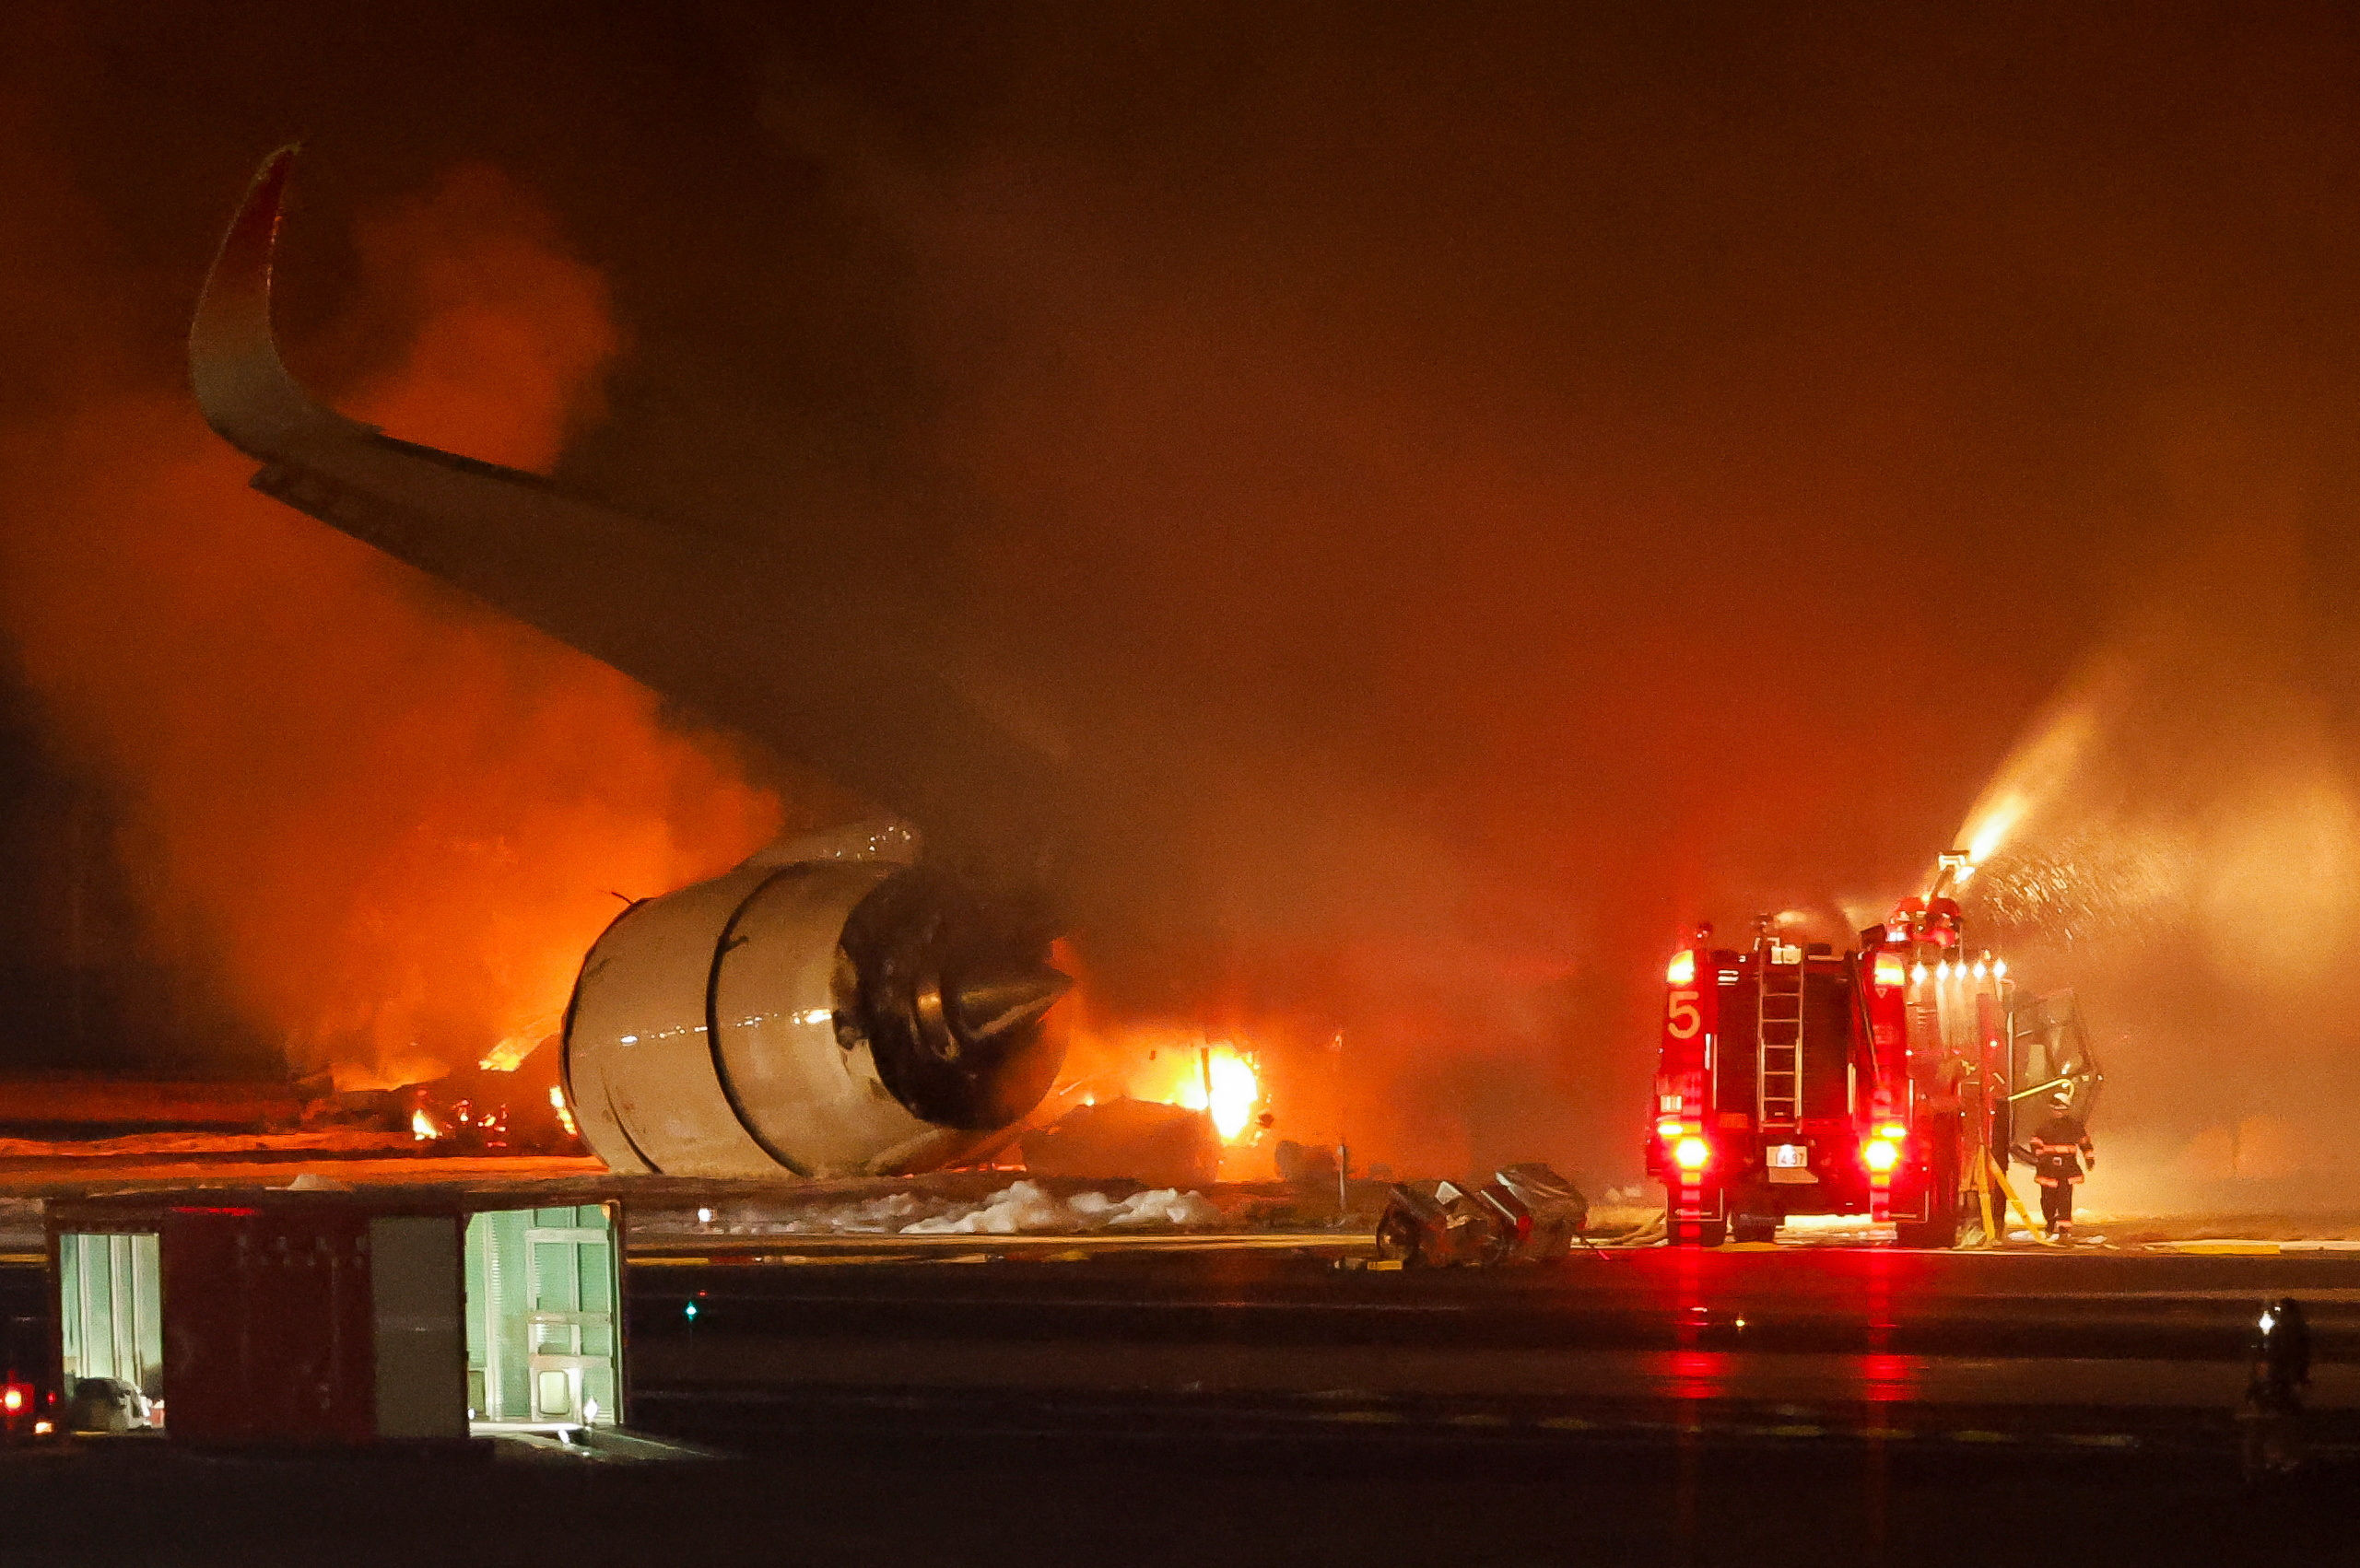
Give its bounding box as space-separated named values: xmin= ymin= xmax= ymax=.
xmin=628 ymin=1243 xmax=2360 ymax=1429
xmin=4 ymin=1147 xmax=2358 ymax=1563
xmin=7 ymin=1235 xmax=2360 ymax=1564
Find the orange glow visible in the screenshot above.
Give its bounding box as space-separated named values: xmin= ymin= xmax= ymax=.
xmin=1673 ymin=1136 xmax=1711 ymax=1171
xmin=1177 ymin=1046 xmax=1262 ymax=1141
xmin=411 ymin=1107 xmax=440 ymax=1141
xmin=1863 ymin=1137 xmax=1901 ymax=1172
xmin=0 ymin=167 xmax=782 ymax=1103
xmin=477 ymin=1032 xmax=547 ymax=1073
xmin=1665 ymin=949 xmax=1696 ymax=986
xmin=1098 ymin=1034 xmax=1263 ymax=1142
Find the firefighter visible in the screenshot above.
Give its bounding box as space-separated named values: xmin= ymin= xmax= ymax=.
xmin=2027 ymin=1092 xmax=2094 ymax=1240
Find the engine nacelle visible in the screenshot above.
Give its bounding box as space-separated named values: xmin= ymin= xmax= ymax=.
xmin=560 ymin=833 xmax=1066 ymax=1178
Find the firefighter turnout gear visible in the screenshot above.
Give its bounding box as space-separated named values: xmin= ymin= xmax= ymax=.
xmin=2028 ymin=1107 xmax=2093 ymax=1239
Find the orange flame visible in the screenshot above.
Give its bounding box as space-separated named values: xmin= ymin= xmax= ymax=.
xmin=1133 ymin=1041 xmax=1262 ymax=1141
xmin=0 ymin=165 xmax=784 ymax=1096
xmin=410 ymin=1107 xmax=439 ymax=1142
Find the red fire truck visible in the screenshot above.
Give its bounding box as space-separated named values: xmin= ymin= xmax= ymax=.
xmin=1644 ymin=863 xmax=2086 ymax=1246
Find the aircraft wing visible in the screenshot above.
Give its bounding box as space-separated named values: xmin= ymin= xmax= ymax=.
xmin=190 ymin=148 xmax=1068 ymax=915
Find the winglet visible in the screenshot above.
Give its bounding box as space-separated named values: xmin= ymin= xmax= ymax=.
xmin=190 ymin=145 xmax=371 ymax=460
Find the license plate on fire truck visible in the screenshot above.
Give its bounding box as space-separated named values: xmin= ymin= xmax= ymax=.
xmin=1767 ymin=1144 xmax=1816 ymax=1183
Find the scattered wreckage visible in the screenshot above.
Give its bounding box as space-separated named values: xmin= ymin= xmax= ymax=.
xmin=1372 ymin=1164 xmax=1588 ymax=1268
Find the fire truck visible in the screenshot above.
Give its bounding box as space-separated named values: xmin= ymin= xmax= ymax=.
xmin=1644 ymin=858 xmax=2099 ymax=1247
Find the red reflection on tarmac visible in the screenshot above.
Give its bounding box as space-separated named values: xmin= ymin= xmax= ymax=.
xmin=1664 ymin=1348 xmax=1729 ymax=1401
xmin=1865 ymin=1247 xmax=1895 ymax=1346
xmin=1861 ymin=1352 xmax=1917 ymax=1403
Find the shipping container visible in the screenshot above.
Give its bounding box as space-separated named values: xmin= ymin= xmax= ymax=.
xmin=45 ymin=1189 xmax=622 ymax=1445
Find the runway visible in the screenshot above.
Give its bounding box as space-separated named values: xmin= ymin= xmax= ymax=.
xmin=8 ymin=1228 xmax=2360 ymax=1564
xmin=627 ymin=1244 xmax=2360 ymax=1445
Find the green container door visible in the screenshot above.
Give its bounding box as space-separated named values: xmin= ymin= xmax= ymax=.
xmin=464 ymin=1205 xmax=619 ymax=1427
xmin=58 ymin=1233 xmax=163 ymax=1399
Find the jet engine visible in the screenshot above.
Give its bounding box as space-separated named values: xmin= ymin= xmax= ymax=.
xmin=562 ymin=830 xmax=1068 ymax=1178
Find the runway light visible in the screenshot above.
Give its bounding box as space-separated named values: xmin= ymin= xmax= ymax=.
xmin=1993 ymin=958 xmax=2008 ymax=979
xmin=1863 ymin=1138 xmax=1902 ymax=1173
xmin=1911 ymin=963 xmax=1929 ymax=984
xmin=684 ymin=1301 xmax=699 ymax=1322
xmin=1666 ymin=950 xmax=1696 ymax=986
xmin=1673 ymin=1137 xmax=1712 ymax=1171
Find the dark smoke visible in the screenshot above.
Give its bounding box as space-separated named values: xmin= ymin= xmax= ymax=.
xmin=0 ymin=137 xmax=786 ymax=1090
xmin=6 ymin=6 xmax=2360 ymax=1192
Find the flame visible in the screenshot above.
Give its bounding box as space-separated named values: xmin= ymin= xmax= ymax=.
xmin=0 ymin=164 xmax=782 ymax=1103
xmin=549 ymin=1084 xmax=578 ymax=1139
xmin=410 ymin=1107 xmax=439 ymax=1141
xmin=1143 ymin=1043 xmax=1261 ymax=1141
xmin=477 ymin=1029 xmax=552 ymax=1074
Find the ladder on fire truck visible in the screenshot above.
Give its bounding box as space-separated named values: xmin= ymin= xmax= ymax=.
xmin=1757 ymin=944 xmax=1803 ymax=1126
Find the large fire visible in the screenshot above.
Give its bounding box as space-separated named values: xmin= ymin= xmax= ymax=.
xmin=0 ymin=164 xmax=783 ymax=1104
xmin=1119 ymin=1039 xmax=1262 ymax=1142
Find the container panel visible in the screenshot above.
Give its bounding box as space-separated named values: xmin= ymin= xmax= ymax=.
xmin=159 ymin=1207 xmax=375 ymax=1445
xmin=57 ymin=1233 xmax=162 ymax=1400
xmin=368 ymin=1214 xmax=465 ymax=1440
xmin=465 ymin=1204 xmax=620 ymax=1425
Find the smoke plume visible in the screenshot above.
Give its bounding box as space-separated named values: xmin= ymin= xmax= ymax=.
xmin=0 ymin=156 xmax=784 ymax=1090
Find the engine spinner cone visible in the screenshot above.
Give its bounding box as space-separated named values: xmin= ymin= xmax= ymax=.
xmin=953 ymin=964 xmax=1074 ymax=1042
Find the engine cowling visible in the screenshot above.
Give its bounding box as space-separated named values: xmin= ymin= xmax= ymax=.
xmin=560 ymin=833 xmax=1067 ymax=1178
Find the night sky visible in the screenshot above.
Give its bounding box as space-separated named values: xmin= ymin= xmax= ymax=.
xmin=7 ymin=4 xmax=2360 ymax=1187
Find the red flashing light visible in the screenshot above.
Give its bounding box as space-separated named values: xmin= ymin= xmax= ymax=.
xmin=1863 ymin=1138 xmax=1902 ymax=1174
xmin=1673 ymin=1136 xmax=1712 ymax=1172
xmin=3 ymin=1386 xmax=29 ymax=1414
xmin=1665 ymin=950 xmax=1696 ymax=987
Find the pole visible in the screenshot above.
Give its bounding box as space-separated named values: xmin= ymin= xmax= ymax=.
xmin=1333 ymin=1030 xmax=1349 ymax=1219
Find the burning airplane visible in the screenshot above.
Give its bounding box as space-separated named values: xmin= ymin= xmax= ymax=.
xmin=190 ymin=148 xmax=1074 ymax=1178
